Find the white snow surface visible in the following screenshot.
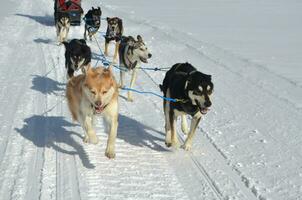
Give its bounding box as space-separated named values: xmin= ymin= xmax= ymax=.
xmin=0 ymin=0 xmax=301 ymax=200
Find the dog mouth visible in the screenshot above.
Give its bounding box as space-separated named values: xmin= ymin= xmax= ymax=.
xmin=92 ymin=104 xmax=105 ymax=114
xmin=196 ymin=101 xmax=210 ymax=115
xmin=139 ymin=56 xmax=148 ymax=63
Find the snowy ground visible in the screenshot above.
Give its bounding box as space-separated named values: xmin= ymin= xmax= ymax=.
xmin=0 ymin=0 xmax=301 ymax=200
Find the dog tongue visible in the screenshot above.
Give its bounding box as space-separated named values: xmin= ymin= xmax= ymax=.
xmin=95 ymin=105 xmax=103 ymax=113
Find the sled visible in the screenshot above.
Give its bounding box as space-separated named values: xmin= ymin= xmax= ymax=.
xmin=54 ymin=0 xmax=83 ymax=26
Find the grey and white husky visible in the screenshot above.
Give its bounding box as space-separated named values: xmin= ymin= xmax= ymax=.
xmin=118 ymin=35 xmax=152 ymax=101
xmin=55 ymin=12 xmax=70 ymax=44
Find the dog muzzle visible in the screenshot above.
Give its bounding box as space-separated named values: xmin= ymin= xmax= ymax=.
xmin=92 ymin=103 xmax=107 ymax=114
xmin=195 ymin=100 xmax=210 ymax=115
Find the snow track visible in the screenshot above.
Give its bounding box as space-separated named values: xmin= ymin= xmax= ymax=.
xmin=0 ymin=0 xmax=301 ymax=200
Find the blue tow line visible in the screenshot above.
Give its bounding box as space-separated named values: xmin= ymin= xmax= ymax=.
xmin=121 ymin=87 xmax=177 ymax=102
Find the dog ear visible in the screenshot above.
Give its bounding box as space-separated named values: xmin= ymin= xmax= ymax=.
xmin=106 ymin=17 xmax=110 ymax=21
xmin=127 ymin=36 xmax=136 ymax=46
xmin=98 ymin=7 xmax=101 ymax=11
xmin=86 ymin=65 xmax=94 ymax=76
xmin=79 ymin=39 xmax=86 ymax=45
xmin=137 ymin=35 xmax=143 ymax=42
xmin=106 ymin=65 xmax=113 ymax=73
xmin=92 ymin=7 xmax=94 ymax=10
xmin=62 ymin=41 xmax=69 ymax=49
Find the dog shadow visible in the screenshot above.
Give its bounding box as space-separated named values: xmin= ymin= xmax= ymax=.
xmin=31 ymin=75 xmax=65 ymax=95
xmin=15 ymin=14 xmax=54 ymax=26
xmin=34 ymin=38 xmax=54 ymax=44
xmin=116 ymin=114 xmax=167 ymax=152
xmin=15 ymin=115 xmax=95 ymax=169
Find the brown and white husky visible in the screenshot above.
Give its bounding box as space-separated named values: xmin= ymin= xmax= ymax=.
xmin=66 ymin=65 xmax=119 ymax=158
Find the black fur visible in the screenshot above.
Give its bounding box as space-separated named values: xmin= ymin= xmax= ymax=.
xmin=84 ymin=7 xmax=102 ymax=40
xmin=160 ymin=62 xmax=213 ymax=116
xmin=62 ymin=39 xmax=91 ymax=78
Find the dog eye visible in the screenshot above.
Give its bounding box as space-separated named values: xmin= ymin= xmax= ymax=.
xmin=90 ymin=90 xmax=96 ymax=95
xmin=140 ymin=48 xmax=144 ymax=51
xmin=102 ymin=91 xmax=108 ymax=94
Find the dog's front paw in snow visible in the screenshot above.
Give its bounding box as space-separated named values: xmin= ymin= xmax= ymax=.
xmin=83 ymin=134 xmax=99 ymax=144
xmin=127 ymin=96 xmax=134 ymax=102
xmin=182 ymin=143 xmax=192 ymax=151
xmin=105 ymin=147 xmax=115 ymax=159
xmin=171 ymin=139 xmax=180 ymax=149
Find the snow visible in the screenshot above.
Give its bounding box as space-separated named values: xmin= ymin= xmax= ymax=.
xmin=0 ymin=0 xmax=301 ymax=200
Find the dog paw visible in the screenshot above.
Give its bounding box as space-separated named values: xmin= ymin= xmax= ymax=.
xmin=171 ymin=142 xmax=180 ymax=149
xmin=83 ymin=135 xmax=99 ymax=144
xmin=182 ymin=143 xmax=192 ymax=151
xmin=165 ymin=141 xmax=172 ymax=147
xmin=105 ymin=150 xmax=116 ymax=159
xmin=83 ymin=135 xmax=89 ymax=143
xmin=127 ymin=97 xmax=134 ymax=102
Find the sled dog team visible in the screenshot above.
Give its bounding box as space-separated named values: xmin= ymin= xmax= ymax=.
xmin=55 ymin=6 xmax=214 ymax=158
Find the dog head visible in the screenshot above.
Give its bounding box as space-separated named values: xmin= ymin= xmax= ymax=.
xmin=127 ymin=35 xmax=152 ymax=63
xmin=58 ymin=12 xmax=70 ymax=27
xmin=83 ymin=66 xmax=117 ymax=114
xmin=185 ymin=71 xmax=214 ymax=114
xmin=106 ymin=17 xmax=123 ymax=37
xmin=63 ymin=39 xmax=91 ymax=70
xmin=90 ymin=7 xmax=102 ymax=26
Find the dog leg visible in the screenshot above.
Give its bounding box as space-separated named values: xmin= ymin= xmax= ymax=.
xmin=164 ymin=100 xmax=172 ymax=147
xmin=104 ymin=102 xmax=118 ymax=159
xmin=104 ymin=41 xmax=109 ymax=56
xmin=84 ymin=27 xmax=87 ymax=40
xmin=113 ymin=42 xmax=119 ymax=63
xmin=127 ymin=68 xmax=137 ymax=102
xmin=119 ymin=70 xmax=125 ymax=88
xmin=89 ymin=33 xmax=92 ymax=41
xmin=80 ymin=114 xmax=99 ymax=144
xmin=182 ymin=115 xmax=201 ymax=151
xmin=170 ymin=109 xmax=179 ymax=148
xmin=181 ymin=115 xmax=189 ymax=135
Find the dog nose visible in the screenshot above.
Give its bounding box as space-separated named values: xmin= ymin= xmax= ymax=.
xmin=95 ymin=100 xmax=102 ymax=106
xmin=148 ymin=53 xmax=152 ymax=58
xmin=204 ymin=101 xmax=212 ymax=107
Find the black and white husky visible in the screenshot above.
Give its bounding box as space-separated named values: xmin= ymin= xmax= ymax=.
xmin=118 ymin=35 xmax=152 ymax=101
xmin=160 ymin=63 xmax=214 ymax=150
xmin=55 ymin=12 xmax=70 ymax=44
xmin=62 ymin=39 xmax=91 ymax=78
xmin=84 ymin=7 xmax=102 ymax=41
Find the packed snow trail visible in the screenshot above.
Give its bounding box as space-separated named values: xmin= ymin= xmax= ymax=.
xmin=0 ymin=0 xmax=302 ymax=200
